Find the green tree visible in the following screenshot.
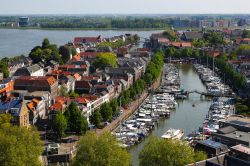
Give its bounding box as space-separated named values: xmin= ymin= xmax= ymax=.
xmin=100 ymin=102 xmax=113 ymax=122
xmin=162 ymin=29 xmax=177 ymax=41
xmin=71 ymin=48 xmax=77 ymax=56
xmin=204 ymin=31 xmax=225 ymax=47
xmin=0 ymin=113 xmax=11 ymax=127
xmin=58 ymin=84 xmax=68 ymax=97
xmin=42 ymin=48 xmax=52 ymax=61
xmin=194 ymin=151 xmax=207 ymax=162
xmin=64 ymin=102 xmax=88 ymax=134
xmin=0 ymin=61 xmax=9 ymax=78
xmin=89 ymin=109 xmax=103 ymax=128
xmin=130 ymin=87 xmax=137 ymax=100
xmin=42 ymin=38 xmax=50 ymax=49
xmin=74 ymin=132 xmax=130 ymax=166
xmin=29 ymin=47 xmax=43 ymax=63
xmin=59 ymin=46 xmax=71 ymax=64
xmin=67 ymin=91 xmax=80 ymax=98
xmin=144 ymin=73 xmax=153 ymax=85
xmin=110 ymin=99 xmax=119 ymax=116
xmin=242 ymin=29 xmax=250 ymax=38
xmin=0 ymin=126 xmax=43 ymax=166
xmin=52 ymin=112 xmax=67 ymax=139
xmin=92 ymin=53 xmax=117 ymax=69
xmin=139 ymin=136 xmax=199 ymax=166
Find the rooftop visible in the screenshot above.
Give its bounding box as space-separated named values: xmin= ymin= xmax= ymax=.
xmin=231 ymin=144 xmax=250 ymax=155
xmin=221 ymin=130 xmax=250 ymax=143
xmin=199 ymin=139 xmax=227 ymax=149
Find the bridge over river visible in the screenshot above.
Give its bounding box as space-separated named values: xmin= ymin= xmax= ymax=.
xmin=156 ymin=89 xmax=236 ymax=98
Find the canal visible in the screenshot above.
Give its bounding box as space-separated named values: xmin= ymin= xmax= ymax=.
xmin=129 ymin=64 xmax=212 ymax=166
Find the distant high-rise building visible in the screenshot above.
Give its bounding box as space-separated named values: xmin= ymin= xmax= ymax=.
xmin=18 ymin=17 xmax=29 ymax=27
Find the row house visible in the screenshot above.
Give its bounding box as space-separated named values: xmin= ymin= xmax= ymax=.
xmin=92 ymin=84 xmax=115 ymax=100
xmin=14 ymin=76 xmax=58 ymax=99
xmin=8 ymin=60 xmax=25 ymax=77
xmin=0 ymin=99 xmax=29 ymax=127
xmin=12 ymin=90 xmax=51 ymax=112
xmin=106 ymin=79 xmax=123 ymax=98
xmin=13 ymin=64 xmax=44 ymax=78
xmin=75 ymin=80 xmax=92 ymax=94
xmin=26 ymin=98 xmax=46 ymax=125
xmin=73 ymin=36 xmax=102 ymax=48
xmin=104 ymin=67 xmax=133 ymax=87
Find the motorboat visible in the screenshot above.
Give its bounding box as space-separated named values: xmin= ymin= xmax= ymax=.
xmin=161 ymin=128 xmax=184 ymax=140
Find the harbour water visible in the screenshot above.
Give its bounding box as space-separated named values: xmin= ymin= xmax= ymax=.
xmin=0 ymin=29 xmax=161 ymax=57
xmin=129 ymin=64 xmax=212 ymax=166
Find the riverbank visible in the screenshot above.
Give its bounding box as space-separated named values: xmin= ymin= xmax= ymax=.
xmin=95 ymin=75 xmax=162 ymax=136
xmin=0 ymin=26 xmax=166 ymax=31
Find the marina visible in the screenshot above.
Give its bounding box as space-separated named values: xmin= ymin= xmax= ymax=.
xmin=112 ymin=61 xmax=238 ymax=166
xmin=129 ymin=64 xmax=212 ymax=166
xmin=113 ymin=64 xmax=181 ymax=147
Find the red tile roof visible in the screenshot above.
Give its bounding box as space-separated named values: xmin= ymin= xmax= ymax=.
xmin=75 ymin=97 xmax=90 ymax=104
xmin=50 ymin=102 xmax=64 ymax=111
xmin=82 ymin=94 xmax=99 ymax=101
xmin=14 ymin=76 xmax=57 ymax=87
xmin=73 ymin=73 xmax=81 ymax=80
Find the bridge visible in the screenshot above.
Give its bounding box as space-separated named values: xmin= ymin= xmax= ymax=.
xmin=186 ymin=90 xmax=236 ymax=98
xmin=155 ymin=89 xmax=236 ymax=98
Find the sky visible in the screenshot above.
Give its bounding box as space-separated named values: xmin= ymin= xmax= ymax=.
xmin=0 ymin=0 xmax=250 ymax=15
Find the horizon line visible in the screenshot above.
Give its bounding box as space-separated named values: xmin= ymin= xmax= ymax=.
xmin=1 ymin=13 xmax=250 ymax=16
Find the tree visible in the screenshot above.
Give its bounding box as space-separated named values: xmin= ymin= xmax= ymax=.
xmin=139 ymin=136 xmax=204 ymax=166
xmin=42 ymin=38 xmax=50 ymax=49
xmin=242 ymin=29 xmax=250 ymax=38
xmin=29 ymin=47 xmax=43 ymax=63
xmin=59 ymin=46 xmax=71 ymax=64
xmin=129 ymin=87 xmax=137 ymax=100
xmin=162 ymin=29 xmax=177 ymax=41
xmin=0 ymin=113 xmax=11 ymax=127
xmin=67 ymin=91 xmax=80 ymax=98
xmin=92 ymin=53 xmax=117 ymax=69
xmin=110 ymin=99 xmax=119 ymax=116
xmin=58 ymin=84 xmax=68 ymax=97
xmin=0 ymin=61 xmax=9 ymax=78
xmin=144 ymin=73 xmax=153 ymax=85
xmin=194 ymin=151 xmax=207 ymax=162
xmin=52 ymin=112 xmax=67 ymax=139
xmin=100 ymin=103 xmax=113 ymax=122
xmin=64 ymin=102 xmax=88 ymax=134
xmin=71 ymin=48 xmax=77 ymax=56
xmin=0 ymin=126 xmax=43 ymax=166
xmin=89 ymin=109 xmax=103 ymax=128
xmin=204 ymin=31 xmax=225 ymax=47
xmin=74 ymin=132 xmax=130 ymax=166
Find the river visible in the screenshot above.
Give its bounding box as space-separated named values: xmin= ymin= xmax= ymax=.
xmin=129 ymin=64 xmax=212 ymax=166
xmin=0 ymin=29 xmax=161 ymax=58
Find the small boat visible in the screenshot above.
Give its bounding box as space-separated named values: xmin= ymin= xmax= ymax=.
xmin=192 ymin=104 xmax=196 ymax=107
xmin=161 ymin=128 xmax=184 ymax=140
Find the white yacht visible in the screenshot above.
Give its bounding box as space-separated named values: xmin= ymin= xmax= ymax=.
xmin=161 ymin=128 xmax=184 ymax=140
